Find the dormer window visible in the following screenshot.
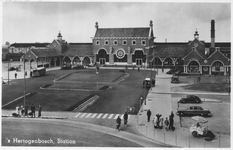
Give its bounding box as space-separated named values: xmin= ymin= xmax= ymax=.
xmin=123 ymin=40 xmax=127 ymax=45
xmin=96 ymin=40 xmax=100 ymax=45
xmin=132 ymin=40 xmax=136 ymax=45
xmin=113 ymin=40 xmax=118 ymax=45
xmin=105 ymin=40 xmax=109 ymax=45
xmin=141 ymin=40 xmax=146 ymax=46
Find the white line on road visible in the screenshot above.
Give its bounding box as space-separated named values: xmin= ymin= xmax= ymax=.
xmin=102 ymin=114 xmax=108 ymax=119
xmin=91 ymin=113 xmax=97 ymax=118
xmin=114 ymin=114 xmax=119 ymax=119
xmin=96 ymin=113 xmax=103 ymax=118
xmin=108 ymin=114 xmax=114 ymax=119
xmin=85 ymin=113 xmax=92 ymax=118
xmin=74 ymin=113 xmax=81 ymax=118
xmin=80 ymin=113 xmax=87 ymax=118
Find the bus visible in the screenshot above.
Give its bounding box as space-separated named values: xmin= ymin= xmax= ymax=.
xmin=31 ymin=67 xmax=46 ymax=77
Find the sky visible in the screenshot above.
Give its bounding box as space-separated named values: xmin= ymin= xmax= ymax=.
xmin=1 ymin=1 xmax=231 ymax=45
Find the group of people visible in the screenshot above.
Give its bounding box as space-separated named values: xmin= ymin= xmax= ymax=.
xmin=14 ymin=104 xmax=42 ymax=118
xmin=147 ymin=109 xmax=175 ymax=131
xmin=116 ymin=112 xmax=129 ymax=131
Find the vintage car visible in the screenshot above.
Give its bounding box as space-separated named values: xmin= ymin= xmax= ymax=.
xmin=176 ymin=106 xmax=211 ymax=117
xmin=178 ymin=95 xmax=202 ymax=103
xmin=8 ymin=66 xmax=17 ymax=71
xmin=143 ymin=78 xmax=155 ymax=88
xmin=72 ymin=64 xmax=84 ymax=69
xmin=171 ymin=76 xmax=180 ymax=83
xmin=61 ymin=63 xmax=72 ymax=70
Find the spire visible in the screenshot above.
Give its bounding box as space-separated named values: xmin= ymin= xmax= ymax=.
xmin=95 ymin=22 xmax=99 ymax=30
xmin=57 ymin=30 xmax=62 ymax=41
xmin=194 ymin=28 xmax=199 ymax=40
xmin=149 ymin=20 xmax=153 ymax=28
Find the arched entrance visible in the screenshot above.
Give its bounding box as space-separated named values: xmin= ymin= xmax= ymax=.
xmin=82 ymin=57 xmax=91 ymax=66
xmin=188 ymin=61 xmax=200 ymax=73
xmin=96 ymin=49 xmax=109 ymax=65
xmin=132 ymin=50 xmax=146 ymax=66
xmin=175 ymin=58 xmax=184 ymax=66
xmin=63 ymin=56 xmax=71 ymax=64
xmin=73 ymin=56 xmax=81 ymax=65
xmin=163 ymin=57 xmax=173 ymax=67
xmin=211 ymin=61 xmax=224 ymax=75
xmin=152 ymin=57 xmax=162 ymax=67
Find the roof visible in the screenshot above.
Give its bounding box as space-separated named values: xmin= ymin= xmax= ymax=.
xmin=152 ymin=44 xmax=188 ymax=58
xmin=63 ymin=44 xmax=93 ymax=56
xmin=69 ymin=43 xmax=92 ymax=45
xmin=205 ymin=42 xmax=231 ymax=47
xmin=94 ymin=28 xmax=150 ymax=38
xmin=10 ymin=43 xmax=50 ymax=47
xmin=30 ymin=48 xmax=61 ymax=57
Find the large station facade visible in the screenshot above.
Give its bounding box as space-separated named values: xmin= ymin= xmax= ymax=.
xmin=8 ymin=20 xmax=231 ymax=75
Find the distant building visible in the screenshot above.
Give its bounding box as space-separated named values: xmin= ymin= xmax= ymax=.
xmin=19 ymin=20 xmax=230 ymax=75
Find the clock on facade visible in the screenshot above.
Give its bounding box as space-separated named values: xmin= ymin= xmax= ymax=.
xmin=194 ymin=43 xmax=198 ymax=47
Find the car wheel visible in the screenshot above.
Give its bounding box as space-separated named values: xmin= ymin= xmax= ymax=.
xmin=192 ymin=131 xmax=198 ymax=137
xmin=180 ymin=112 xmax=183 ymax=116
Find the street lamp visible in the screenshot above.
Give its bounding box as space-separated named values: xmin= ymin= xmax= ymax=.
xmin=8 ymin=59 xmax=13 ymax=84
xmin=23 ymin=55 xmax=26 ymax=109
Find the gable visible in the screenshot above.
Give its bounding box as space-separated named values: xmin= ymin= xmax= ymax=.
xmin=207 ymin=50 xmax=230 ymax=65
xmin=183 ymin=49 xmax=205 ymax=65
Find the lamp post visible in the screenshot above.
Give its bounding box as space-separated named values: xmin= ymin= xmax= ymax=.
xmin=8 ymin=59 xmax=13 ymax=84
xmin=23 ymin=55 xmax=26 ymax=109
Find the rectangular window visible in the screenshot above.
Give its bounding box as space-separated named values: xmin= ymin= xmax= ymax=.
xmin=96 ymin=40 xmax=100 ymax=45
xmin=123 ymin=40 xmax=127 ymax=45
xmin=141 ymin=40 xmax=146 ymax=45
xmin=113 ymin=40 xmax=118 ymax=45
xmin=132 ymin=40 xmax=136 ymax=45
xmin=105 ymin=40 xmax=109 ymax=45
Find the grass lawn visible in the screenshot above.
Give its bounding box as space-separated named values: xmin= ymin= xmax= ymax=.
xmin=179 ymin=83 xmax=229 ymax=93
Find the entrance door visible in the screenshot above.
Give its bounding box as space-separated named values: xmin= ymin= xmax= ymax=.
xmin=100 ymin=58 xmax=106 ymax=65
xmin=136 ymin=59 xmax=142 ymax=66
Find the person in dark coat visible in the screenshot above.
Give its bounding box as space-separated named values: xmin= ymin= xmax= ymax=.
xmin=25 ymin=104 xmax=29 ymax=117
xmin=147 ymin=109 xmax=152 ymax=122
xmin=116 ymin=116 xmax=121 ymax=131
xmin=31 ymin=104 xmax=36 ymax=118
xmin=123 ymin=112 xmax=128 ymax=126
xmin=169 ymin=111 xmax=175 ymax=130
xmin=38 ymin=104 xmax=42 ymax=117
xmin=15 ymin=72 xmax=17 ymax=78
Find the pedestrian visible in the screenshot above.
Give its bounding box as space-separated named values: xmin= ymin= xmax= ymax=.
xmin=25 ymin=71 xmax=27 ymax=77
xmin=18 ymin=105 xmax=21 ymax=116
xmin=123 ymin=112 xmax=128 ymax=126
xmin=138 ymin=67 xmax=140 ymax=71
xmin=159 ymin=117 xmax=164 ymax=129
xmin=16 ymin=106 xmax=19 ymax=116
xmin=116 ymin=116 xmax=121 ymax=131
xmin=38 ymin=104 xmax=42 ymax=117
xmin=30 ymin=71 xmax=32 ymax=77
xmin=164 ymin=117 xmax=170 ymax=131
xmin=21 ymin=105 xmax=25 ymax=117
xmin=25 ymin=104 xmax=29 ymax=117
xmin=147 ymin=109 xmax=152 ymax=122
xmin=153 ymin=116 xmax=157 ymax=128
xmin=31 ymin=104 xmax=36 ymax=118
xmin=15 ymin=72 xmax=17 ymax=78
xmin=169 ymin=114 xmax=174 ymax=131
xmin=156 ymin=114 xmax=162 ymax=127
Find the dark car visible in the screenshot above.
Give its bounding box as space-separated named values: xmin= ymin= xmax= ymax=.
xmin=61 ymin=64 xmax=72 ymax=70
xmin=8 ymin=67 xmax=17 ymax=71
xmin=171 ymin=76 xmax=180 ymax=83
xmin=178 ymin=95 xmax=202 ymax=103
xmin=72 ymin=64 xmax=84 ymax=70
xmin=177 ymin=106 xmax=211 ymax=117
xmin=143 ymin=78 xmax=155 ymax=88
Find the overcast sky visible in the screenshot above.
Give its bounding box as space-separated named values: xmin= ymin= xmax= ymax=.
xmin=1 ymin=1 xmax=231 ymax=44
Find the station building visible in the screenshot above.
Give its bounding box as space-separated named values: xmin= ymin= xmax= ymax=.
xmin=7 ymin=20 xmax=230 ymax=75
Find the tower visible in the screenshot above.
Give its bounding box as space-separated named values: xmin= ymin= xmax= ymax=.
xmin=194 ymin=28 xmax=199 ymax=40
xmin=57 ymin=31 xmax=62 ymax=41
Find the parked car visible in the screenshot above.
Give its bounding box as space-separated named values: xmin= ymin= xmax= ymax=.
xmin=61 ymin=64 xmax=72 ymax=70
xmin=171 ymin=76 xmax=180 ymax=83
xmin=143 ymin=78 xmax=155 ymax=88
xmin=178 ymin=95 xmax=202 ymax=103
xmin=8 ymin=66 xmax=17 ymax=71
xmin=176 ymin=106 xmax=211 ymax=117
xmin=72 ymin=64 xmax=84 ymax=69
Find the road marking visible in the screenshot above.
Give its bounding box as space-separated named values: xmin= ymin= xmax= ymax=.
xmin=85 ymin=113 xmax=92 ymax=118
xmin=114 ymin=114 xmax=119 ymax=119
xmin=96 ymin=113 xmax=103 ymax=118
xmin=80 ymin=113 xmax=86 ymax=118
xmin=91 ymin=113 xmax=97 ymax=118
xmin=74 ymin=113 xmax=81 ymax=118
xmin=108 ymin=114 xmax=114 ymax=119
xmin=102 ymin=114 xmax=108 ymax=119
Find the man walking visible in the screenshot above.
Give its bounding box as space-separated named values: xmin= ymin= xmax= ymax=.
xmin=147 ymin=109 xmax=152 ymax=122
xmin=38 ymin=104 xmax=42 ymax=117
xmin=25 ymin=104 xmax=29 ymax=117
xmin=31 ymin=104 xmax=36 ymax=118
xmin=123 ymin=112 xmax=128 ymax=126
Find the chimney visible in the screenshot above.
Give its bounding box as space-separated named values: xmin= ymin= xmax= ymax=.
xmin=211 ymin=20 xmax=215 ymax=48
